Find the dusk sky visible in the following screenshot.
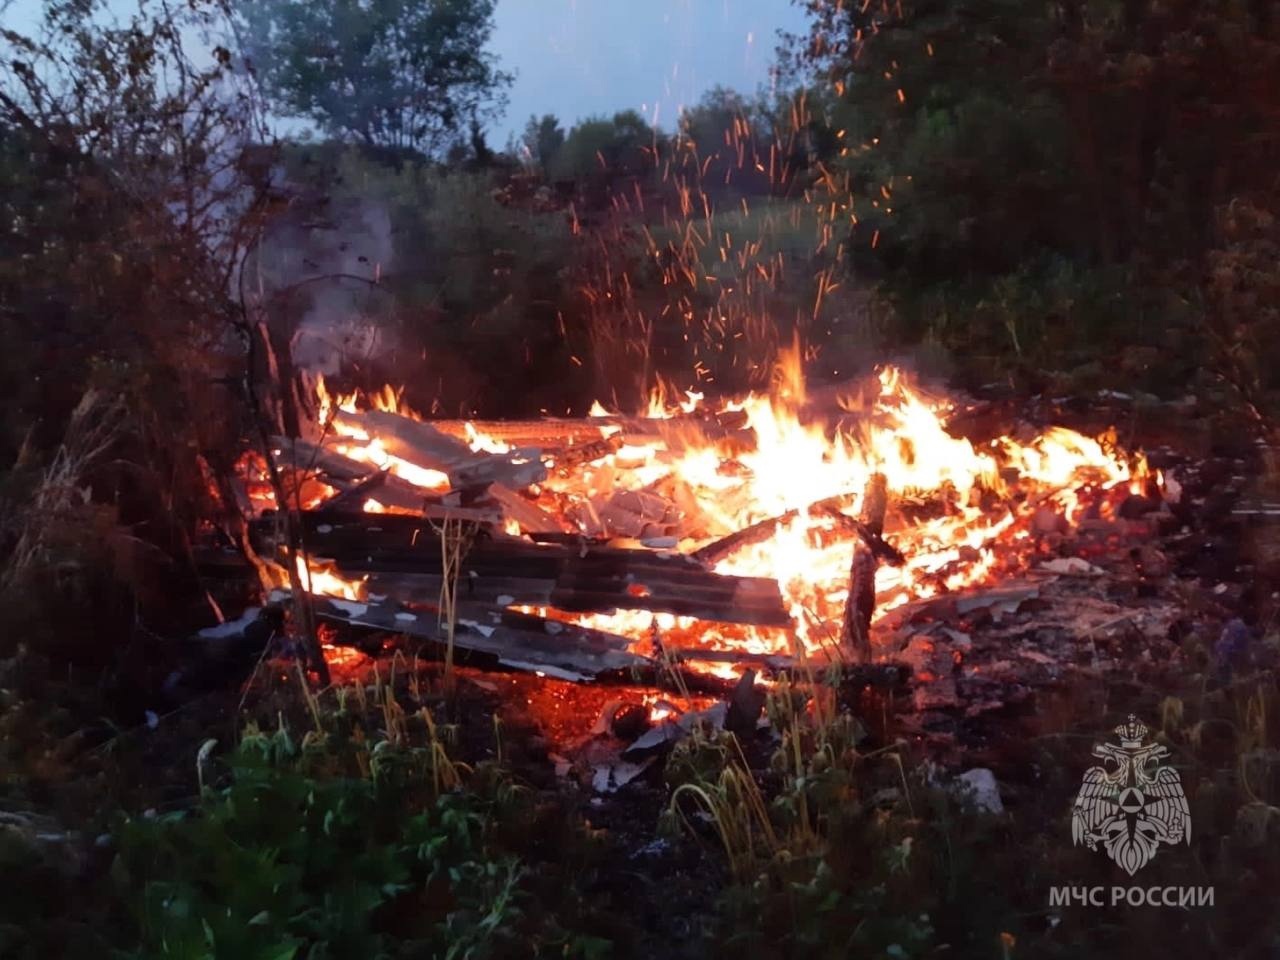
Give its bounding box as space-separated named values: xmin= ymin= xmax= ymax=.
xmin=487 ymin=0 xmax=810 ymax=144
xmin=0 ymin=0 xmax=811 ymax=144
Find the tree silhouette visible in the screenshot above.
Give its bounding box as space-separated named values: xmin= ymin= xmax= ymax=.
xmin=238 ymin=0 xmax=512 ymax=156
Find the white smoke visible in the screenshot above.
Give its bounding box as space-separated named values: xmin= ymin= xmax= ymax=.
xmin=258 ymin=177 xmax=398 ymax=377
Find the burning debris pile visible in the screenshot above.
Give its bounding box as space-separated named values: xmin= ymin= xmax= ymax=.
xmin=234 ymin=350 xmax=1165 ymax=688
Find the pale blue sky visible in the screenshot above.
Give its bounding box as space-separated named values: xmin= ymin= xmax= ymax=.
xmin=488 ymin=0 xmax=808 ymax=143
xmin=1 ymin=0 xmax=809 ymax=143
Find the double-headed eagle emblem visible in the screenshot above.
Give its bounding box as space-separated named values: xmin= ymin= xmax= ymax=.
xmin=1071 ymin=715 xmax=1191 ymax=875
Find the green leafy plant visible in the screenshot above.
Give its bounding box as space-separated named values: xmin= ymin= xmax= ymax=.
xmin=111 ymin=716 xmax=610 ymax=959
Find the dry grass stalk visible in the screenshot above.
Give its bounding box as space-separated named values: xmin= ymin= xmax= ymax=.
xmin=1 ymin=389 xmax=127 ymax=595
xmin=668 ymin=731 xmax=780 ymax=882
xmin=420 ymin=706 xmax=464 ymax=795
xmin=433 ymin=516 xmax=478 ymax=688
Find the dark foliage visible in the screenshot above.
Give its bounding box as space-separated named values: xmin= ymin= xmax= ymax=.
xmin=788 ymin=0 xmax=1280 ymax=402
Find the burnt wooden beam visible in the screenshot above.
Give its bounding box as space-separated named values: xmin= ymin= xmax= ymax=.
xmin=357 ymin=572 xmax=556 ymax=607
xmin=449 ymin=449 xmax=547 ymax=491
xmin=310 ymin=473 xmax=543 ymax=533
xmin=352 ymin=566 xmax=789 ymax=627
xmin=839 ymin=517 xmax=907 ymax=567
xmin=692 ymin=492 xmax=904 ymax=568
xmin=841 ymin=473 xmax=887 ymax=663
xmin=432 ymin=418 xmax=619 ymax=446
xmin=692 ymin=497 xmax=844 ymax=566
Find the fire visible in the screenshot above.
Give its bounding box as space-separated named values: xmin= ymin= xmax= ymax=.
xmin=591 ymin=360 xmax=1144 ymax=665
xmin=464 ymin=421 xmax=511 ymax=454
xmin=249 ymin=357 xmax=1150 ymax=672
xmin=345 ymin=437 xmax=450 ymax=490
xmin=293 ymin=555 xmax=366 ymax=602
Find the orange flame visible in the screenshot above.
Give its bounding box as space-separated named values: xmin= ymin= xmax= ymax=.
xmin=254 ymin=359 xmax=1148 ymax=672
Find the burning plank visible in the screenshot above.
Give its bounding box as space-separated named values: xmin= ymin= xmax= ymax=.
xmin=449 ymin=449 xmax=547 ymax=491
xmin=271 ymin=437 xmax=371 ymax=487
xmin=692 ymin=493 xmax=905 ymax=568
xmin=551 ymin=555 xmax=788 ymax=625
xmin=311 ymin=468 xmax=441 ymax=515
xmin=482 ymin=483 xmax=569 ymax=534
xmin=331 ymin=408 xmax=474 ymax=466
xmin=428 ymin=411 xmax=749 ymax=450
xmin=547 ymin=435 xmax=624 ymax=470
xmin=331 ymin=408 xmax=550 ymax=491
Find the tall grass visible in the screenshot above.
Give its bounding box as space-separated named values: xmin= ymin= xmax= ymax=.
xmin=1 ymin=389 xmax=126 ymax=594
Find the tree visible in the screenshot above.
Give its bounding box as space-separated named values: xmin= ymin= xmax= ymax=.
xmin=552 ymin=110 xmax=655 ymax=183
xmin=1 ymin=0 xmax=340 ymax=682
xmin=785 ymin=0 xmax=1280 ymax=386
xmin=676 ymin=85 xmax=775 ymax=197
xmin=792 ymin=0 xmax=1280 ymax=280
xmin=521 ymin=113 xmax=564 ymax=171
xmin=237 ymin=0 xmax=512 ymax=156
xmin=0 ymin=0 xmax=287 ymax=665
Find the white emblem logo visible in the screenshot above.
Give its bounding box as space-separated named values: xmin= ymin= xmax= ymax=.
xmin=1071 ymin=715 xmax=1191 ymax=875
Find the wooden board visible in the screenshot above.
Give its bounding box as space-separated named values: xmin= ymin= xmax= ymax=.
xmin=307 ymin=595 xmax=651 ymax=680
xmin=251 ymin=513 xmax=791 ymax=628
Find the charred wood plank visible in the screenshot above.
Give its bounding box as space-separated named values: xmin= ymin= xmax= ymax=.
xmin=692 ymin=499 xmax=842 ymax=566
xmin=331 ymin=409 xmax=474 ymax=468
xmin=548 ymin=588 xmax=789 ymax=626
xmin=331 ymin=410 xmax=549 ymax=491
xmin=251 ymin=513 xmax=790 ymax=627
xmin=418 ymin=504 xmax=504 ymax=525
xmin=354 ymin=567 xmax=789 ymax=626
xmin=850 ymin=520 xmax=906 ymax=567
xmin=313 ymin=469 xmax=394 ymax=513
xmin=431 ymin=418 xmax=616 ymax=446
xmin=480 ymin=483 xmax=567 ymax=534
xmin=526 ymin=532 xmax=614 ymax=549
xmin=307 ymin=595 xmax=649 ymax=680
xmin=692 ymin=492 xmax=904 ymax=568
xmin=253 ymin=513 xmax=493 ymax=556
xmin=448 ymin=449 xmax=547 ymax=491
xmin=426 ymin=413 xmax=750 ymax=456
xmin=360 ymin=572 xmax=556 ymax=607
xmin=291 ymin=476 xmax=502 ymax=524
